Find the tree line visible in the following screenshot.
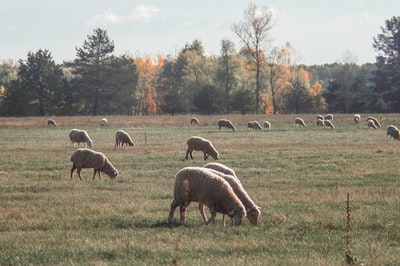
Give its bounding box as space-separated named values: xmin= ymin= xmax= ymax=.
xmin=0 ymin=5 xmax=399 ymax=116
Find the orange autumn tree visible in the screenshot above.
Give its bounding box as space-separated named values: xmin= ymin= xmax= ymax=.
xmin=309 ymin=81 xmax=327 ymax=113
xmin=134 ymin=55 xmax=164 ymax=115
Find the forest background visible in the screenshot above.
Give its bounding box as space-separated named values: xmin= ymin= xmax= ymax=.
xmin=0 ymin=4 xmax=399 ymax=117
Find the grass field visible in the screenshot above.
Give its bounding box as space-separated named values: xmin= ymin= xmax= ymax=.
xmin=0 ymin=114 xmax=399 ymax=265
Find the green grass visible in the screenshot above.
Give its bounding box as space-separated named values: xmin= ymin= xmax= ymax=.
xmin=0 ymin=114 xmax=399 ymax=265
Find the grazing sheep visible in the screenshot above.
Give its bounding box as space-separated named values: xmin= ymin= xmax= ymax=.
xmin=247 ymin=122 xmax=253 ymax=129
xmin=324 ymin=114 xmax=334 ymax=121
xmin=201 ymin=168 xmax=261 ymax=225
xmin=366 ymin=116 xmax=381 ymax=128
xmin=167 ymin=167 xmax=246 ymax=226
xmin=316 ymin=115 xmax=324 ymax=120
xmin=100 ymin=117 xmax=107 ymax=126
xmin=47 ymin=119 xmax=57 ymax=127
xmin=367 ymin=119 xmax=377 ymax=129
xmin=69 ymin=129 xmax=93 ymax=148
xmin=190 ymin=116 xmax=200 ymax=125
xmin=203 ymin=162 xmax=237 ymax=179
xmin=324 ymin=120 xmax=335 ymax=129
xmin=316 ymin=118 xmax=324 ymax=127
xmin=115 ymin=130 xmax=135 ymax=150
xmin=263 ymin=121 xmax=271 ymax=129
xmin=251 ymin=121 xmax=262 ymax=130
xmin=353 ymin=114 xmax=361 ymax=123
xmin=185 ymin=136 xmax=219 ymax=160
xmin=70 ymin=148 xmax=118 ymax=180
xmin=386 ymin=125 xmax=400 ymax=140
xmin=218 ymin=119 xmax=236 ymax=131
xmin=295 ymin=118 xmax=306 ymax=127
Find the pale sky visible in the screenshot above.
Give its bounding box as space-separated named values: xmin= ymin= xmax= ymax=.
xmin=0 ymin=0 xmax=398 ymax=65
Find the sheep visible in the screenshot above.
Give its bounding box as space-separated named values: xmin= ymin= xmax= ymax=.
xmin=247 ymin=122 xmax=253 ymax=129
xmin=185 ymin=136 xmax=219 ymax=160
xmin=100 ymin=117 xmax=107 ymax=126
xmin=167 ymin=167 xmax=246 ymax=226
xmin=324 ymin=114 xmax=334 ymax=121
xmin=217 ymin=119 xmax=236 ymax=131
xmin=115 ymin=130 xmax=135 ymax=150
xmin=316 ymin=115 xmax=324 ymax=120
xmin=251 ymin=121 xmax=262 ymax=130
xmin=295 ymin=117 xmax=306 ymax=127
xmin=316 ymin=118 xmax=324 ymax=127
xmin=386 ymin=125 xmax=400 ymax=140
xmin=367 ymin=119 xmax=377 ymax=129
xmin=70 ymin=148 xmax=118 ymax=180
xmin=366 ymin=116 xmax=381 ymax=128
xmin=324 ymin=120 xmax=335 ymax=129
xmin=69 ymin=129 xmax=93 ymax=148
xmin=203 ymin=162 xmax=237 ymax=179
xmin=190 ymin=116 xmax=200 ymax=125
xmin=263 ymin=121 xmax=271 ymax=129
xmin=47 ymin=119 xmax=57 ymax=127
xmin=353 ymin=114 xmax=361 ymax=123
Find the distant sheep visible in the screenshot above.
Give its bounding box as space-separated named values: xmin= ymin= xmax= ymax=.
xmin=115 ymin=130 xmax=135 ymax=150
xmin=386 ymin=125 xmax=400 ymax=140
xmin=247 ymin=122 xmax=253 ymax=129
xmin=367 ymin=119 xmax=377 ymax=129
xmin=167 ymin=167 xmax=246 ymax=226
xmin=324 ymin=114 xmax=334 ymax=121
xmin=218 ymin=119 xmax=236 ymax=131
xmin=69 ymin=129 xmax=92 ymax=148
xmin=295 ymin=118 xmax=306 ymax=127
xmin=324 ymin=120 xmax=335 ymax=129
xmin=316 ymin=118 xmax=324 ymax=127
xmin=70 ymin=148 xmax=118 ymax=180
xmin=316 ymin=115 xmax=324 ymax=120
xmin=47 ymin=119 xmax=57 ymax=127
xmin=366 ymin=116 xmax=381 ymax=128
xmin=263 ymin=121 xmax=271 ymax=129
xmin=353 ymin=114 xmax=361 ymax=123
xmin=252 ymin=121 xmax=262 ymax=130
xmin=185 ymin=136 xmax=219 ymax=160
xmin=190 ymin=117 xmax=200 ymax=125
xmin=100 ymin=117 xmax=107 ymax=126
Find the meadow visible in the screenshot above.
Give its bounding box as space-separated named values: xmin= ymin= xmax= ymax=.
xmin=0 ymin=114 xmax=399 ymax=265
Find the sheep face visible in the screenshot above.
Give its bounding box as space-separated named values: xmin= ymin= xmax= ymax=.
xmin=246 ymin=206 xmax=261 ymax=225
xmin=102 ymin=160 xmax=119 ymax=179
xmin=228 ymin=209 xmax=244 ymax=226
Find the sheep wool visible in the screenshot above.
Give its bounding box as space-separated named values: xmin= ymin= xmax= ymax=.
xmin=263 ymin=121 xmax=271 ymax=129
xmin=190 ymin=116 xmax=200 ymax=125
xmin=325 ymin=120 xmax=335 ymax=129
xmin=47 ymin=119 xmax=57 ymax=127
xmin=295 ymin=118 xmax=306 ymax=127
xmin=115 ymin=130 xmax=135 ymax=150
xmin=185 ymin=136 xmax=219 ymax=160
xmin=70 ymin=148 xmax=118 ymax=180
xmin=203 ymin=162 xmax=237 ymax=179
xmin=386 ymin=125 xmax=400 ymax=140
xmin=316 ymin=118 xmax=324 ymax=127
xmin=69 ymin=129 xmax=93 ymax=148
xmin=367 ymin=119 xmax=377 ymax=129
xmin=100 ymin=118 xmax=107 ymax=126
xmin=366 ymin=116 xmax=381 ymax=128
xmin=353 ymin=114 xmax=361 ymax=123
xmin=217 ymin=119 xmax=236 ymax=131
xmin=167 ymin=167 xmax=246 ymax=226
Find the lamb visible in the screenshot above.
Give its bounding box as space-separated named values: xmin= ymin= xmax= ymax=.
xmin=69 ymin=129 xmax=93 ymax=148
xmin=115 ymin=130 xmax=135 ymax=150
xmin=367 ymin=119 xmax=377 ymax=129
xmin=263 ymin=121 xmax=271 ymax=129
xmin=167 ymin=167 xmax=246 ymax=226
xmin=217 ymin=119 xmax=236 ymax=131
xmin=70 ymin=148 xmax=118 ymax=180
xmin=47 ymin=119 xmax=57 ymax=127
xmin=366 ymin=116 xmax=381 ymax=128
xmin=190 ymin=116 xmax=200 ymax=125
xmin=324 ymin=120 xmax=335 ymax=129
xmin=386 ymin=125 xmax=400 ymax=140
xmin=185 ymin=136 xmax=219 ymax=160
xmin=316 ymin=118 xmax=324 ymax=127
xmin=295 ymin=117 xmax=306 ymax=127
xmin=324 ymin=114 xmax=334 ymax=121
xmin=353 ymin=114 xmax=361 ymax=123
xmin=100 ymin=117 xmax=107 ymax=126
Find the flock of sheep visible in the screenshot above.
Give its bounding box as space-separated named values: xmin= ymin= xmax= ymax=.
xmin=47 ymin=113 xmax=399 ymax=227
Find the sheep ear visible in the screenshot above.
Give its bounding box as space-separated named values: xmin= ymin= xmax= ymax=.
xmin=228 ymin=210 xmax=235 ymax=216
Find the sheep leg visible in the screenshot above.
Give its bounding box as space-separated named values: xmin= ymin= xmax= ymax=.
xmin=70 ymin=164 xmax=77 ymax=179
xmin=206 ymin=208 xmax=217 ymax=225
xmin=185 ymin=149 xmax=190 ymax=160
xmin=203 ymin=153 xmax=209 ymax=160
xmin=179 ymin=202 xmax=189 ymax=226
xmin=168 ymin=200 xmax=179 ymax=224
xmin=76 ymin=168 xmax=83 ymax=181
xmin=198 ymin=203 xmax=208 ymax=224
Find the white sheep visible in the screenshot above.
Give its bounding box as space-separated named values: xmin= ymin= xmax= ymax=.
xmin=324 ymin=114 xmax=334 ymax=121
xmin=167 ymin=167 xmax=246 ymax=226
xmin=251 ymin=121 xmax=262 ymax=130
xmin=295 ymin=117 xmax=306 ymax=127
xmin=353 ymin=114 xmax=361 ymax=123
xmin=316 ymin=118 xmax=324 ymax=127
xmin=185 ymin=136 xmax=219 ymax=160
xmin=115 ymin=130 xmax=135 ymax=150
xmin=316 ymin=115 xmax=324 ymax=120
xmin=100 ymin=117 xmax=107 ymax=126
xmin=217 ymin=119 xmax=236 ymax=131
xmin=70 ymin=148 xmax=118 ymax=180
xmin=69 ymin=129 xmax=93 ymax=148
xmin=47 ymin=119 xmax=57 ymax=127
xmin=263 ymin=121 xmax=271 ymax=129
xmin=366 ymin=116 xmax=381 ymax=128
xmin=324 ymin=120 xmax=335 ymax=129
xmin=203 ymin=162 xmax=237 ymax=179
xmin=386 ymin=125 xmax=400 ymax=140
xmin=367 ymin=119 xmax=377 ymax=129
xmin=201 ymin=168 xmax=261 ymax=225
xmin=190 ymin=116 xmax=200 ymax=125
